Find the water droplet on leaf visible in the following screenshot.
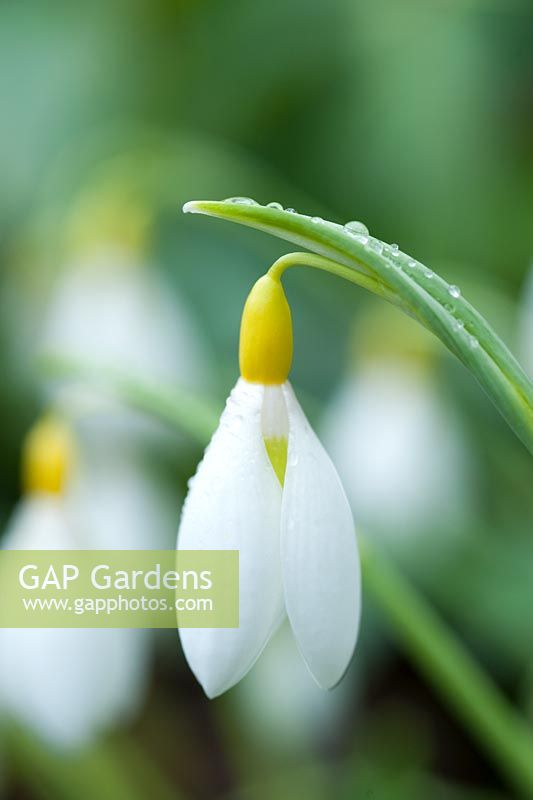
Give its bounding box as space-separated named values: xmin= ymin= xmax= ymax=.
xmin=224 ymin=197 xmax=258 ymax=206
xmin=448 ymin=285 xmax=461 ymax=299
xmin=267 ymin=202 xmax=283 ymax=210
xmin=344 ymin=220 xmax=369 ymax=236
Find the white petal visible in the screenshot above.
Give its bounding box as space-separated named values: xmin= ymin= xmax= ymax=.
xmin=281 ymin=383 xmax=361 ymax=689
xmin=178 ymin=378 xmax=284 ymax=698
xmin=0 ymin=497 xmax=148 ymax=748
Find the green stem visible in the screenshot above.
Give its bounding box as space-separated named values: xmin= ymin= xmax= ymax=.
xmin=268 ymin=252 xmax=408 ymax=311
xmin=361 ymin=538 xmax=533 ymax=798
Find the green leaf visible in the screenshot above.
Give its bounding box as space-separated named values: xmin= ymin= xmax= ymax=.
xmin=183 ymin=200 xmax=533 ymax=454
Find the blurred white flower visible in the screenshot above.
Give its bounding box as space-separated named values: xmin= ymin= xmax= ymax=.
xmin=322 ymin=358 xmax=470 ymax=543
xmin=235 ymin=621 xmax=353 ymax=754
xmin=42 ymin=245 xmax=209 ymax=428
xmin=67 ymin=420 xmax=179 ymax=551
xmin=0 ymin=416 xmax=150 ymax=749
xmin=178 ymin=273 xmax=361 ymax=698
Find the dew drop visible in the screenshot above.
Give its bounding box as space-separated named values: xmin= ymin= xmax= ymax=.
xmin=369 ymin=238 xmax=384 ymax=255
xmin=289 ymin=453 xmax=299 ymax=467
xmin=448 ymin=284 xmax=461 ymax=299
xmin=311 ymin=216 xmax=323 ymax=224
xmin=224 ymin=197 xmax=258 ymax=205
xmin=452 ymin=319 xmax=465 ymax=332
xmin=468 ymin=335 xmax=479 ymax=349
xmin=389 ymin=243 xmax=399 ymax=256
xmin=423 ymin=268 xmax=434 ymax=279
xmin=444 ymin=303 xmax=454 ymax=313
xmin=408 ymin=258 xmax=417 ymax=268
xmin=286 ymin=207 xmax=297 ymax=214
xmin=266 ymin=201 xmax=283 ymax=210
xmin=344 ymin=220 xmax=369 ymax=237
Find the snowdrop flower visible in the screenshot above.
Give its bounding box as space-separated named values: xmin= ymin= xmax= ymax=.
xmin=41 ymin=185 xmax=209 ymax=435
xmin=67 ymin=421 xmax=179 ymax=551
xmin=235 ymin=622 xmax=353 ymax=754
xmin=322 ymin=310 xmax=470 ymax=543
xmin=0 ymin=416 xmax=149 ymax=749
xmin=42 ymin=246 xmax=208 ymax=423
xmin=178 ymin=272 xmax=361 ymax=698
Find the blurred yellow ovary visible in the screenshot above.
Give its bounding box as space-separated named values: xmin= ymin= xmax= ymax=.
xmin=22 ymin=416 xmax=73 ymax=495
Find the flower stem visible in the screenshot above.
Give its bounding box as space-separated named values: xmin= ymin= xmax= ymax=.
xmin=361 ymin=538 xmax=533 ymax=798
xmin=267 ymin=251 xmax=405 ymax=310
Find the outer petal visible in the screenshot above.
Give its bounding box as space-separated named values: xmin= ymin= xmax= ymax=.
xmin=0 ymin=497 xmax=147 ymax=748
xmin=178 ymin=378 xmax=284 ymax=698
xmin=281 ymin=383 xmax=361 ymax=689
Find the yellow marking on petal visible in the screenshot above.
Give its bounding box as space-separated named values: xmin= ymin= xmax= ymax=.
xmin=239 ymin=273 xmax=293 ymax=384
xmin=22 ymin=415 xmax=74 ymax=496
xmin=264 ymin=436 xmax=288 ymax=486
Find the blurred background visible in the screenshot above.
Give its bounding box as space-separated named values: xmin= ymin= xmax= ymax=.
xmin=0 ymin=0 xmax=532 ymax=798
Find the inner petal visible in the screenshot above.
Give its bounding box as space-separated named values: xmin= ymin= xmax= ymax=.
xmin=262 ymin=385 xmax=289 ymax=486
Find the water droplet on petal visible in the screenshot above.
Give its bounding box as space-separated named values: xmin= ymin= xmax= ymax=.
xmin=267 ymin=201 xmax=283 ymax=210
xmin=224 ymin=197 xmax=257 ymax=205
xmin=344 ymin=220 xmax=369 ymax=237
xmin=289 ymin=453 xmax=299 ymax=467
xmin=448 ymin=284 xmax=461 ymax=299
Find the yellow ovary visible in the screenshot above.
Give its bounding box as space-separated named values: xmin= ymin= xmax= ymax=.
xmin=239 ymin=274 xmax=293 ymax=385
xmin=22 ymin=415 xmax=74 ymax=495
